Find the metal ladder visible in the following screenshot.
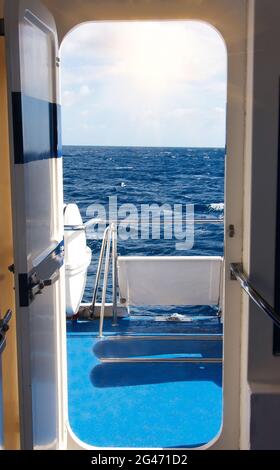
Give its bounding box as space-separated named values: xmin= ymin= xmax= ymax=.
xmin=91 ymin=223 xmax=118 ymax=337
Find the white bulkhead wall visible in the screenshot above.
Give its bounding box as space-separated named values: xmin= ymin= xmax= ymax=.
xmin=242 ymin=0 xmax=280 ymax=450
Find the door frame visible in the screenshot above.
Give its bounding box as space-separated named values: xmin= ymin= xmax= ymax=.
xmin=56 ymin=0 xmax=247 ymax=450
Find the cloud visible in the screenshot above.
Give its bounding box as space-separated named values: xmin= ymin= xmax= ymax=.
xmin=61 ymin=21 xmax=226 ymax=87
xmin=61 ymin=21 xmax=227 ymax=146
xmin=62 ymin=90 xmax=76 ymax=107
xmin=213 ymin=106 xmax=226 ymax=116
xmin=62 ymin=23 xmax=117 ymax=60
xmin=62 ymin=84 xmax=94 ymax=106
xmin=79 ymin=85 xmax=91 ymax=96
xmin=167 ymin=108 xmax=198 ymax=119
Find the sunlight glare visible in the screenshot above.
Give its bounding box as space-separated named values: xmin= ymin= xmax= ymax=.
xmin=116 ymin=22 xmax=225 ymax=92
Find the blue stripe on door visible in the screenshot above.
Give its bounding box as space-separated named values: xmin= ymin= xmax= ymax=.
xmin=12 ymin=92 xmax=24 ymax=164
xmin=18 ymin=273 xmax=29 ymax=307
xmin=12 ymin=92 xmax=62 ymax=164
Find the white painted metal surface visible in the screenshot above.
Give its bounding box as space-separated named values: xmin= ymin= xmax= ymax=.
xmin=64 ymin=204 xmax=92 ymax=316
xmin=118 ymin=256 xmax=223 ymax=306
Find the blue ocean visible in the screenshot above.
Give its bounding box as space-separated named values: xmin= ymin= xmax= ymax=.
xmin=63 ymin=146 xmax=225 ymax=313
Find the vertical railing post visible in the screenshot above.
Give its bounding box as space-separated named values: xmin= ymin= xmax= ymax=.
xmin=112 ymin=223 xmax=118 ymax=326
xmin=99 ymin=229 xmax=112 ymax=338
xmin=91 ymin=222 xmax=119 ymax=336
xmin=90 ymin=226 xmax=110 ymax=318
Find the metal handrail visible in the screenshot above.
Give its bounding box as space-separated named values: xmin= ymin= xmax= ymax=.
xmin=230 ymin=263 xmax=280 ymax=329
xmin=77 ymin=215 xmax=223 ymax=333
xmin=111 ymin=223 xmax=118 ymax=326
xmin=69 ymin=218 xmax=224 ymax=228
xmin=64 ymin=217 xmax=103 ymax=232
xmin=91 ymin=225 xmax=111 ymax=317
xmin=90 ymin=223 xmax=118 ymax=337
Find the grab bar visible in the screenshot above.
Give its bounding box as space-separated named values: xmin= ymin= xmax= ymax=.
xmin=230 ymin=263 xmax=280 ymax=328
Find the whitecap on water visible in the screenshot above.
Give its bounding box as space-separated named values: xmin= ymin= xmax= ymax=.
xmin=209 ymin=203 xmax=224 ymax=211
xmin=115 ymin=167 xmax=134 ymax=170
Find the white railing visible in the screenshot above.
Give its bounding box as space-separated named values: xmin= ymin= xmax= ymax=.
xmin=87 ymin=217 xmax=223 ymax=337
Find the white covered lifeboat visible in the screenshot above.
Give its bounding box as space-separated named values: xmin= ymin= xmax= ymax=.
xmin=64 ymin=203 xmax=92 ymax=316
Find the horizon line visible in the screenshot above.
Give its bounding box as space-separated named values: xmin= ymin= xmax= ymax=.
xmin=62 ymin=144 xmax=225 ymax=150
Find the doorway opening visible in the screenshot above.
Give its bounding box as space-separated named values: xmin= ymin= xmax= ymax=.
xmin=61 ymin=20 xmax=227 ymax=448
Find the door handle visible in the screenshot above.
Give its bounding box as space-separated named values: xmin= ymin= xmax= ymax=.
xmin=230 ymin=263 xmax=280 ymax=328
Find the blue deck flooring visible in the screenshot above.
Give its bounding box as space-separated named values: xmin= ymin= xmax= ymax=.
xmin=67 ymin=316 xmax=223 ymax=448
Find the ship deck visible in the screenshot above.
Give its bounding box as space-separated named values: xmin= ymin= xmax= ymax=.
xmin=67 ymin=315 xmax=223 ymax=448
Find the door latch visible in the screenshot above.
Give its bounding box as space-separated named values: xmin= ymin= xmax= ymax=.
xmin=26 ymin=241 xmax=64 ymax=304
xmin=29 ymin=270 xmax=60 ymax=302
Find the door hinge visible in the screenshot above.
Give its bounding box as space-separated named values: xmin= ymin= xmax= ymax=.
xmin=8 ymin=263 xmax=15 ymax=274
xmin=0 ymin=309 xmax=12 ymax=335
xmin=0 ymin=18 xmax=5 ymax=37
xmin=0 ymin=309 xmax=12 ymax=353
xmin=228 ymin=224 xmax=235 ymax=238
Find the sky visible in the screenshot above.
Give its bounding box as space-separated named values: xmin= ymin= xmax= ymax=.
xmin=61 ymin=21 xmax=227 ymax=148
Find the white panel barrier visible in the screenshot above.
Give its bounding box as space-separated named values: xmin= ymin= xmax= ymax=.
xmin=118 ymin=256 xmax=223 ymax=306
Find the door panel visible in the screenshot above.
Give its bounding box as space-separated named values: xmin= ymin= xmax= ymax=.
xmin=5 ymin=0 xmax=64 ymax=449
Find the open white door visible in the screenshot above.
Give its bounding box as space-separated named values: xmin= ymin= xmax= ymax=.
xmin=5 ymin=0 xmax=65 ymax=449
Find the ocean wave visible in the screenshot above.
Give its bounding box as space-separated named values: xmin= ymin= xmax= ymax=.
xmin=115 ymin=166 xmax=134 ymax=170
xmin=63 ymin=145 xmax=225 ymax=303
xmin=209 ymin=203 xmax=224 ymax=212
